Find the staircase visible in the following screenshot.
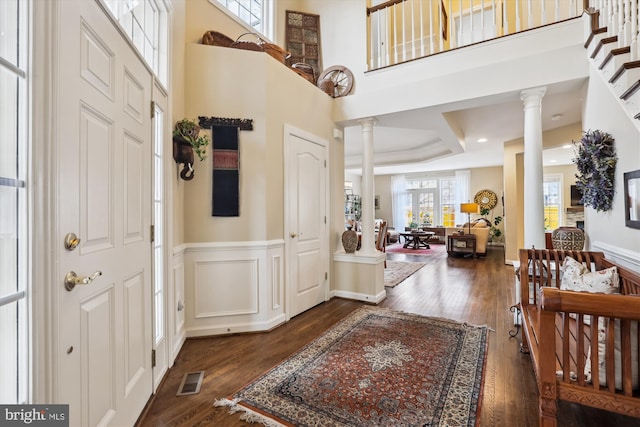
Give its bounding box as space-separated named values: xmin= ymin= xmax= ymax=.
xmin=585 ymin=1 xmax=640 ymax=130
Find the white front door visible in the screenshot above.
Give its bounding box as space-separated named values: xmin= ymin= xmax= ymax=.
xmin=55 ymin=1 xmax=153 ymax=425
xmin=286 ymin=128 xmax=328 ymax=318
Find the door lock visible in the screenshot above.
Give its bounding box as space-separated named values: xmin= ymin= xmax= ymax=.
xmin=64 ymin=270 xmax=102 ymax=292
xmin=64 ymin=233 xmax=81 ymax=251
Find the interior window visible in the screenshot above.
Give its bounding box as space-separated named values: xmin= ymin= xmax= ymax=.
xmin=404 ymin=176 xmax=456 ymax=228
xmin=104 ymin=0 xmax=169 ymax=86
xmin=211 ymin=0 xmax=273 ymax=40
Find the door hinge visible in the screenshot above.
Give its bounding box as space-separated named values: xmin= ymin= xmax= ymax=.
xmin=325 ymin=272 xmax=328 ymax=280
xmin=150 ymin=101 xmax=156 ymax=119
xmin=324 ymin=216 xmax=326 ymax=224
xmin=324 ymin=160 xmax=326 ymax=167
xmin=150 ymin=225 xmax=155 ymax=243
xmin=151 ymin=349 xmax=156 ymax=368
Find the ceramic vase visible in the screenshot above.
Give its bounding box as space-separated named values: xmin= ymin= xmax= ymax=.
xmin=341 ymin=229 xmax=358 ymax=253
xmin=551 ymin=226 xmax=585 ymax=250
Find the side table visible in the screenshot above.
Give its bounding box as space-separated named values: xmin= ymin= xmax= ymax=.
xmin=447 ymin=234 xmax=476 ymax=257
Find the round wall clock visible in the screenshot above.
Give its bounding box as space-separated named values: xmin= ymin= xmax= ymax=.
xmin=474 ymin=189 xmax=498 ymax=210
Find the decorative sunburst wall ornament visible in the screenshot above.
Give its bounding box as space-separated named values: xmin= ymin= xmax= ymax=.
xmin=572 ymin=129 xmax=617 ymax=212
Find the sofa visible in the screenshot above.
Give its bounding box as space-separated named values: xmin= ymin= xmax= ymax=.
xmin=444 ymin=220 xmax=491 ymax=256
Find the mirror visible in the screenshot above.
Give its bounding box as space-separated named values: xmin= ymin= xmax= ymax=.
xmin=624 ymin=169 xmax=640 ymax=229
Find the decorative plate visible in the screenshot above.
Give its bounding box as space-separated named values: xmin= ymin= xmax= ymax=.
xmin=474 ymin=189 xmax=498 ymax=210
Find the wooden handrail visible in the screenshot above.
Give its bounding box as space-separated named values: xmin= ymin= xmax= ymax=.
xmin=366 ymin=0 xmax=405 ymax=16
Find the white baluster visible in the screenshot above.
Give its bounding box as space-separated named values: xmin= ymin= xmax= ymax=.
xmin=410 ymin=0 xmax=415 ymax=60
xmin=402 ymin=1 xmax=406 ymax=62
xmin=480 ymin=0 xmax=485 ymax=40
xmin=515 ymin=0 xmax=521 ymax=32
xmin=632 ymin=0 xmax=639 ymax=60
xmin=372 ymin=9 xmax=377 ymax=69
xmin=469 ymin=0 xmax=474 ymax=43
xmin=541 ymin=0 xmax=547 ymax=25
xmin=527 ymin=0 xmax=533 ymax=29
xmin=421 ymin=0 xmax=427 ymax=56
xmin=458 ymin=0 xmax=463 ymax=47
xmin=503 ymin=0 xmax=509 ymax=36
xmin=392 ymin=6 xmax=398 ymax=65
xmin=491 ymin=0 xmax=497 ymax=39
xmin=623 ymin=0 xmax=631 ymax=46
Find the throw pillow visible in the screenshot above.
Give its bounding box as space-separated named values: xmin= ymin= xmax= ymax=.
xmin=560 ymin=256 xmax=619 ymax=294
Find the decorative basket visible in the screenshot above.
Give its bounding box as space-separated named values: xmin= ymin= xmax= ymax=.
xmin=230 ymin=32 xmax=264 ymax=52
xmin=291 ymin=63 xmax=316 ymax=84
xmin=201 ymin=30 xmax=234 ymax=47
xmin=261 ymin=42 xmax=291 ymax=64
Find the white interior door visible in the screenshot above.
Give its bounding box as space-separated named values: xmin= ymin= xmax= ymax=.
xmin=286 ymin=130 xmax=328 ymax=318
xmin=55 ymin=1 xmax=153 ymax=425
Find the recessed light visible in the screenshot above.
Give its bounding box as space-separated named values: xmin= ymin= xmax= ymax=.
xmin=549 ymin=159 xmax=557 ymax=163
xmin=562 ymin=144 xmax=572 ymax=149
xmin=477 ymin=138 xmax=487 ymax=143
xmin=551 ymin=114 xmax=563 ymax=121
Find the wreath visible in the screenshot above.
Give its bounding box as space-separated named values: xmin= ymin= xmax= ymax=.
xmin=572 ymin=130 xmax=617 ymax=212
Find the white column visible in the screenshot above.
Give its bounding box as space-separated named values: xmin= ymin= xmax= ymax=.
xmin=520 ymin=87 xmax=546 ymax=250
xmin=359 ymin=118 xmax=377 ymax=254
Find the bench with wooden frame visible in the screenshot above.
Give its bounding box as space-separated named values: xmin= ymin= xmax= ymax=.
xmin=518 ymin=248 xmax=640 ymax=426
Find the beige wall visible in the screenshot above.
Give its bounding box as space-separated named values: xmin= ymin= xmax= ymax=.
xmin=182 ymin=43 xmax=334 ymax=242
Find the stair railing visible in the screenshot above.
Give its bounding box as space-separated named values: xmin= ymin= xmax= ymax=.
xmin=588 ymin=0 xmax=639 ymax=60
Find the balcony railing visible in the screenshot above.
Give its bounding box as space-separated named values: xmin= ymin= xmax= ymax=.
xmin=366 ymin=0 xmax=587 ymax=70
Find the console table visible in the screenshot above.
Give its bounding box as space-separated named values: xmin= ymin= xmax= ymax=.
xmin=447 ymin=234 xmax=476 ymax=257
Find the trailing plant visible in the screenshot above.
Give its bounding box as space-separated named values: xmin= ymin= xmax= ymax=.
xmin=572 ymin=130 xmax=617 ymax=212
xmin=173 ymin=118 xmax=210 ymax=161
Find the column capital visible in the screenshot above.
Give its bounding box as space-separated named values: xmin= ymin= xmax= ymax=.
xmin=520 ymin=87 xmax=547 ymax=106
xmin=358 ymin=117 xmax=378 ymax=129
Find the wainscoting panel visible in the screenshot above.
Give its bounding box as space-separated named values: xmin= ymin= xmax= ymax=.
xmin=183 ymin=240 xmax=285 ymax=337
xmin=194 ymin=258 xmax=259 ymax=318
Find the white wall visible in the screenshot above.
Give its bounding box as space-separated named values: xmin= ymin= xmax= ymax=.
xmin=583 ymin=67 xmax=640 ymax=271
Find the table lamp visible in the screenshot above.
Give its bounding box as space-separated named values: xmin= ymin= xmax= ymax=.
xmin=460 ymin=202 xmax=479 ymax=235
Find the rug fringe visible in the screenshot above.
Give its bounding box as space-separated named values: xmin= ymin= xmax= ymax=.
xmin=214 ymin=398 xmax=286 ymax=427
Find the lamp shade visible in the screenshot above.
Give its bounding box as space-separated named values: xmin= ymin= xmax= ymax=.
xmin=460 ymin=203 xmax=479 ymax=214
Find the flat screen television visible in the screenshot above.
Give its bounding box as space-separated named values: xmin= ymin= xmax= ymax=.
xmin=570 ymin=185 xmax=584 ymax=206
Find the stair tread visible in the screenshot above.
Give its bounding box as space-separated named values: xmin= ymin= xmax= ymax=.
xmin=620 ymin=79 xmax=640 ymax=101
xmin=609 ymin=60 xmax=640 ymax=84
xmin=599 ymin=47 xmax=631 ymax=70
xmin=590 ymin=36 xmax=618 ymax=59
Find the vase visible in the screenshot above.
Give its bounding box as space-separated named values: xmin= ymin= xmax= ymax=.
xmin=341 ymin=229 xmax=358 ymax=253
xmin=551 ymin=226 xmax=585 ymax=250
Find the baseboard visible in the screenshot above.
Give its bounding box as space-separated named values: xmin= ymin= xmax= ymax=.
xmin=331 ymin=289 xmax=387 ymax=304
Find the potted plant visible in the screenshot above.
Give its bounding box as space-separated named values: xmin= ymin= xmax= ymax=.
xmin=172 ymin=119 xmax=210 ymax=180
xmin=173 ymin=118 xmax=210 ymax=161
xmin=480 ymin=207 xmax=503 ymax=241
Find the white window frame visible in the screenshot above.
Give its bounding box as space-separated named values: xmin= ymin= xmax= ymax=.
xmin=102 ymin=0 xmax=170 ymax=86
xmin=543 ymin=174 xmax=564 ymax=230
xmin=209 ymin=0 xmax=274 ymax=41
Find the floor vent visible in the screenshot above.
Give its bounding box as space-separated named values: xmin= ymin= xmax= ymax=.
xmin=176 ymin=371 xmax=205 ymax=396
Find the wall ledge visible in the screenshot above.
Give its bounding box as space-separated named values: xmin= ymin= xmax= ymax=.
xmin=176 ymin=239 xmax=285 ymax=254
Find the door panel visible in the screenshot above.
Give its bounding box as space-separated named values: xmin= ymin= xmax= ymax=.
xmin=80 ymin=287 xmax=115 ymax=427
xmin=287 ymin=132 xmax=327 ymax=318
xmin=56 ymin=1 xmax=153 ymax=425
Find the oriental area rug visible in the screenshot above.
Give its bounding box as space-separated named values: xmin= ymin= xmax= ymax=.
xmin=215 ymin=306 xmax=489 ymax=427
xmin=384 ymin=260 xmax=427 ymax=288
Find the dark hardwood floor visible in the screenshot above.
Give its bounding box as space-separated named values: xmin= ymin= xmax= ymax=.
xmin=137 ymin=245 xmax=640 ymax=426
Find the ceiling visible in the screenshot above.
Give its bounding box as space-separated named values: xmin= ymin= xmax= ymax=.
xmin=343 ymin=78 xmax=587 ymax=176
